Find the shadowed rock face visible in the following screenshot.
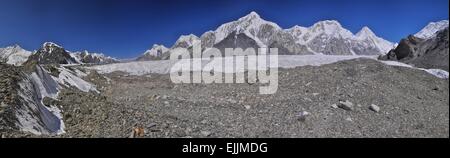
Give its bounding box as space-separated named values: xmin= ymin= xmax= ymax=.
xmin=26 ymin=43 xmax=77 ymax=65
xmin=0 ymin=64 xmax=62 ymax=136
xmin=380 ymin=27 xmax=449 ymax=71
xmin=212 ymin=31 xmax=260 ymax=56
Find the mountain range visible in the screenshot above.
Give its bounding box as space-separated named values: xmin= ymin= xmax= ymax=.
xmin=138 ymin=12 xmax=397 ymax=60
xmin=1 ymin=42 xmax=119 ymax=66
xmin=1 ymin=12 xmax=448 ymax=65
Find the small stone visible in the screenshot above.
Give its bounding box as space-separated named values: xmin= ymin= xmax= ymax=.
xmin=330 ymin=104 xmax=338 ymax=109
xmin=304 ymin=97 xmax=312 ymax=102
xmin=147 ymin=123 xmax=157 ymax=129
xmin=164 ymin=101 xmax=169 ymax=105
xmin=244 ymin=105 xmax=251 ymax=110
xmin=297 ymin=111 xmax=310 ymax=122
xmin=0 ymin=102 xmax=7 ymax=108
xmin=345 ymin=117 xmax=353 ymax=121
xmin=200 ymin=120 xmax=208 ymax=124
xmin=369 ymin=104 xmax=380 ymax=112
xmin=312 ymin=93 xmax=320 ymax=96
xmin=338 ymin=100 xmax=354 ymax=111
xmin=201 ymin=131 xmax=212 ymax=137
xmin=305 ymin=82 xmax=312 ymax=86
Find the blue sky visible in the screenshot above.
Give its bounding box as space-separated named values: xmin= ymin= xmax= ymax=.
xmin=0 ymin=0 xmax=448 ymax=58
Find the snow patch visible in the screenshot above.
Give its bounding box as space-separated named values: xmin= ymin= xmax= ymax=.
xmin=53 ymin=67 xmax=99 ymax=93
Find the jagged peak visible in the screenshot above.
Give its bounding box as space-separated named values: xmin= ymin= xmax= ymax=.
xmin=178 ymin=34 xmax=198 ymax=40
xmin=312 ymin=20 xmax=343 ymax=28
xmin=42 ymin=42 xmax=62 ymax=48
xmin=143 ymin=44 xmax=169 ymax=56
xmin=2 ymin=44 xmax=24 ymax=50
xmin=239 ymin=11 xmax=261 ymax=21
xmin=173 ymin=34 xmax=200 ymax=48
xmin=356 ymin=26 xmax=376 ymax=38
xmin=310 ymin=20 xmax=347 ymax=33
xmin=428 ymin=20 xmax=449 ymax=26
xmin=287 ymin=25 xmax=308 ymax=31
xmin=151 ymin=44 xmax=168 ymax=49
xmin=415 ymin=20 xmax=449 ymax=39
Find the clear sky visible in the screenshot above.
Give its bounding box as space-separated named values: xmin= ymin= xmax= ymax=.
xmin=0 ymin=0 xmax=448 ymax=58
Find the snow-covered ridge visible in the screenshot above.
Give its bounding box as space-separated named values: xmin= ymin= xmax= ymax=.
xmin=15 ymin=65 xmax=98 ymax=135
xmin=137 ymin=11 xmax=396 ymax=60
xmin=42 ymin=42 xmax=63 ymax=54
xmin=212 ymin=11 xmax=282 ymax=45
xmin=173 ymin=34 xmax=200 ymax=48
xmin=143 ymin=44 xmax=169 ymax=56
xmin=0 ymin=45 xmax=32 ymax=66
xmin=415 ymin=20 xmax=449 ymax=39
xmin=70 ymin=50 xmax=119 ymax=64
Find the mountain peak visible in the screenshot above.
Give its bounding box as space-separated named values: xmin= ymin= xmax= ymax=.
xmin=356 ymin=26 xmax=376 ymax=38
xmin=177 ymin=34 xmax=199 ymax=42
xmin=311 ymin=20 xmax=345 ymax=32
xmin=42 ymin=42 xmax=62 ymax=48
xmin=244 ymin=11 xmax=260 ymax=18
xmin=314 ymin=20 xmax=342 ymax=27
xmin=237 ymin=11 xmax=265 ymax=24
xmin=173 ymin=34 xmax=200 ymax=48
xmin=415 ymin=20 xmax=449 ymax=39
xmin=288 ymin=25 xmax=308 ymax=30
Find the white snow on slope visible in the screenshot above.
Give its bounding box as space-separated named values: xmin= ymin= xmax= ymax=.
xmin=17 ymin=66 xmax=64 ymax=135
xmin=213 ymin=11 xmax=282 ymax=46
xmin=17 ymin=80 xmax=64 ymax=135
xmin=415 ymin=20 xmax=449 ymax=39
xmin=356 ymin=26 xmax=396 ymax=53
xmin=53 ymin=67 xmax=99 ymax=93
xmin=173 ymin=34 xmax=200 ymax=48
xmin=88 ymin=55 xmax=447 ymax=79
xmin=422 ymin=69 xmax=449 ymax=79
xmin=0 ymin=45 xmax=32 ymax=66
xmin=15 ymin=65 xmax=98 ymax=135
xmin=378 ymin=60 xmax=449 ymax=79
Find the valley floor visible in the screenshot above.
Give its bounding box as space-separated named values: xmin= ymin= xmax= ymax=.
xmin=1 ymin=57 xmax=448 ymax=138
xmin=43 ymin=58 xmax=449 ymax=138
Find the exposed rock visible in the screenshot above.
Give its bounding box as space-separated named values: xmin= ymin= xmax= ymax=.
xmin=330 ymin=104 xmax=338 ymax=109
xmin=369 ymin=104 xmax=380 ymax=113
xmin=380 ymin=27 xmax=449 ymax=71
xmin=297 ymin=111 xmax=310 ymax=122
xmin=338 ymin=100 xmax=354 ymax=111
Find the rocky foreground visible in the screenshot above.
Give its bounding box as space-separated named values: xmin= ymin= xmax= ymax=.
xmin=3 ymin=58 xmax=447 ymax=138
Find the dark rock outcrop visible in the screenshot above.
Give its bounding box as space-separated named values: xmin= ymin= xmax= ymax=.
xmin=380 ymin=27 xmax=449 ymax=71
xmin=25 ymin=42 xmax=77 ymax=65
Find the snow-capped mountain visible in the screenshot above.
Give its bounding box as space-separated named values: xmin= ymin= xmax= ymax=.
xmin=201 ymin=12 xmax=395 ymax=55
xmin=136 ymin=44 xmax=169 ymax=61
xmin=137 ymin=11 xmax=395 ymax=60
xmin=25 ymin=42 xmax=78 ymax=65
xmin=70 ymin=50 xmax=119 ymax=64
xmin=286 ymin=21 xmax=395 ymax=55
xmin=414 ymin=20 xmax=449 ymax=39
xmin=23 ymin=42 xmax=118 ymax=65
xmin=0 ymin=45 xmax=32 ymax=66
xmin=172 ymin=34 xmax=200 ymax=48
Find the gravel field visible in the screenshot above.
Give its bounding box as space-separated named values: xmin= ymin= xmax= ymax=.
xmin=22 ymin=58 xmax=446 ymax=138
